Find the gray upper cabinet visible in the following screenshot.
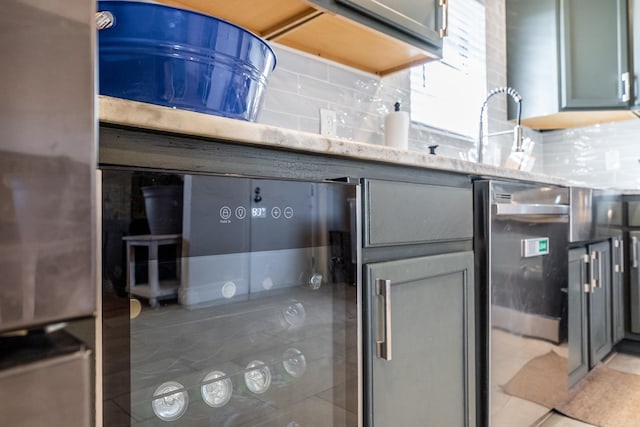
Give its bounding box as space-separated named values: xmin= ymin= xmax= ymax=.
xmin=335 ymin=0 xmax=442 ymax=45
xmin=506 ymin=0 xmax=631 ymax=129
xmin=559 ymin=0 xmax=629 ymax=109
xmin=633 ymin=0 xmax=640 ymax=107
xmin=366 ymin=251 xmax=475 ymax=427
xmin=309 ymin=0 xmax=444 ymax=54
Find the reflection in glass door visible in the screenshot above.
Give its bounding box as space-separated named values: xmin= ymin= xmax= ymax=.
xmin=102 ymin=170 xmax=360 ymax=426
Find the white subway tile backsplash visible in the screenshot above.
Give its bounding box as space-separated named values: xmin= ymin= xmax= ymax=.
xmin=257 ymin=3 xmax=531 ymax=168
xmin=258 ymin=3 xmax=636 ymax=188
xmin=299 ymin=117 xmax=321 ymax=134
xmin=541 ymin=118 xmax=640 ymax=189
xmin=328 ymin=66 xmax=379 ymax=92
xmin=263 ymin=88 xmax=323 ymax=118
xmin=273 ymin=47 xmax=329 ymax=81
xmin=266 ymin=67 xmax=300 ymax=93
xmin=258 ymin=109 xmax=299 ymax=130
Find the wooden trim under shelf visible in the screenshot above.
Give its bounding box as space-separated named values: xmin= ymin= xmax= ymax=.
xmin=521 ymin=110 xmax=639 ymax=130
xmin=272 ymin=12 xmax=436 ymax=75
xmin=152 ymin=0 xmax=438 ymax=76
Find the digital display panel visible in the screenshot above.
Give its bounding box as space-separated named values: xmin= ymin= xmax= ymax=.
xmin=252 ymin=207 xmax=267 ymax=218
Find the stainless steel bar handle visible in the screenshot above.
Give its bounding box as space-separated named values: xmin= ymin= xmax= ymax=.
xmin=439 ymin=0 xmax=448 ymax=38
xmin=494 ymin=203 xmax=570 ymax=216
xmin=597 ymin=250 xmax=603 ymax=288
xmin=614 ymin=238 xmax=624 ymax=273
xmin=583 ymin=254 xmax=591 ymax=293
xmin=375 ymin=279 xmax=392 ymax=361
xmin=590 ymin=251 xmax=598 ymax=289
xmin=620 ymin=237 xmax=625 ymax=273
xmin=622 ymin=72 xmax=631 ymax=103
xmin=633 ymin=236 xmax=639 ymax=269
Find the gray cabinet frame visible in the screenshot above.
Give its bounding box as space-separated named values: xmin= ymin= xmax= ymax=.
xmin=568 ymin=247 xmax=589 ymax=387
xmin=588 ymin=240 xmax=613 ymax=368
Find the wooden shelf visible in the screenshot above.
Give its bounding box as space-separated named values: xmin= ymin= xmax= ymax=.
xmin=155 ymin=0 xmax=438 ymax=75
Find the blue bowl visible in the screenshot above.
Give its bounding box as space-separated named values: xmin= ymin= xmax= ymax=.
xmin=97 ymin=1 xmax=276 ymax=121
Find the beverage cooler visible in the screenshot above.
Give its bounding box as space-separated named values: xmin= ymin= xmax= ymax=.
xmin=101 ymin=169 xmax=361 ymax=426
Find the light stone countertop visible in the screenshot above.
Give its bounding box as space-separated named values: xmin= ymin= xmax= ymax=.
xmin=99 ymin=96 xmax=570 ymax=187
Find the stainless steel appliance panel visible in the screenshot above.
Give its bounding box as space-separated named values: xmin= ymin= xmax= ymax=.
xmin=475 ymin=180 xmax=570 ymax=427
xmin=0 ymin=0 xmax=96 ymax=332
xmin=0 ymin=333 xmax=92 ymax=427
xmin=570 ymin=187 xmax=594 ymax=242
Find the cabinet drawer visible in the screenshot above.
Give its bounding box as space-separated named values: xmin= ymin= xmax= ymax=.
xmin=595 ymin=199 xmax=622 ymax=227
xmin=628 ymin=201 xmax=640 ymax=226
xmin=364 ymin=179 xmax=472 ymax=247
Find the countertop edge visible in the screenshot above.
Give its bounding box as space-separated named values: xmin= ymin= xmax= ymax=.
xmin=98 ymin=96 xmax=571 ymax=187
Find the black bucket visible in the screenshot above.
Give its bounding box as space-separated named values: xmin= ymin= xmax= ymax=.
xmin=141 ymin=185 xmax=183 ymax=235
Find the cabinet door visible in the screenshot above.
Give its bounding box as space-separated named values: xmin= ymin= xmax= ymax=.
xmin=630 ymin=231 xmax=640 ymax=333
xmin=335 ymin=0 xmax=442 ymax=45
xmin=633 ymin=0 xmax=640 ymax=107
xmin=559 ymin=0 xmax=629 ymax=109
xmin=588 ymin=240 xmax=613 ymax=367
xmin=612 ymin=234 xmax=625 ymax=344
xmin=568 ymin=247 xmax=589 ymax=386
xmin=365 ymin=251 xmax=475 ymax=427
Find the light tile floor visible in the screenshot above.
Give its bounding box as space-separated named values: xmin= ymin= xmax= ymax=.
xmin=491 ymin=329 xmax=568 ymax=427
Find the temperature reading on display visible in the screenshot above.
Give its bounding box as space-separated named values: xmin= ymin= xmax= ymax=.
xmin=252 ymin=207 xmax=267 ymax=218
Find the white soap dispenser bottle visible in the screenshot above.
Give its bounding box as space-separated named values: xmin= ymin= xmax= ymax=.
xmin=384 ymin=101 xmax=409 ymax=150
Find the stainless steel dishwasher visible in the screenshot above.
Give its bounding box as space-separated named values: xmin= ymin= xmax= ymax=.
xmin=474 ymin=180 xmax=570 ymax=427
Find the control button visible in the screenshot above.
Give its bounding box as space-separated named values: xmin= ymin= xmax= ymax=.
xmin=236 ymin=206 xmax=246 ymax=219
xmin=284 ymin=207 xmax=294 ymax=219
xmin=271 ymin=207 xmax=281 ymax=219
xmin=220 ymin=206 xmax=232 ymax=220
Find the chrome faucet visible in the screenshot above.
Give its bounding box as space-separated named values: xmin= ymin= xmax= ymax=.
xmin=477 ymin=87 xmax=523 ymax=164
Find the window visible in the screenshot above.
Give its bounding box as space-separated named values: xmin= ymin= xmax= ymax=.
xmin=410 ymin=0 xmax=486 ymax=139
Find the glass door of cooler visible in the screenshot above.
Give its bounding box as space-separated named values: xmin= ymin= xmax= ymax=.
xmin=101 ymin=170 xmax=360 ymax=426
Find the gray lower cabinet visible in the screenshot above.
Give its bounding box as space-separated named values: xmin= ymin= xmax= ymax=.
xmin=568 ymin=247 xmax=589 ymax=386
xmin=365 ymin=251 xmax=475 ymax=426
xmin=568 ymin=240 xmax=613 ymax=385
xmin=612 ymin=234 xmax=625 ymax=343
xmin=587 ymin=240 xmax=613 ymax=368
xmin=630 ymin=231 xmax=640 ymax=333
xmin=588 ymin=240 xmax=613 ymax=367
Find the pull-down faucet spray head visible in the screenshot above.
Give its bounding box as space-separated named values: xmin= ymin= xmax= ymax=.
xmin=477 ymin=87 xmax=523 ymax=164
